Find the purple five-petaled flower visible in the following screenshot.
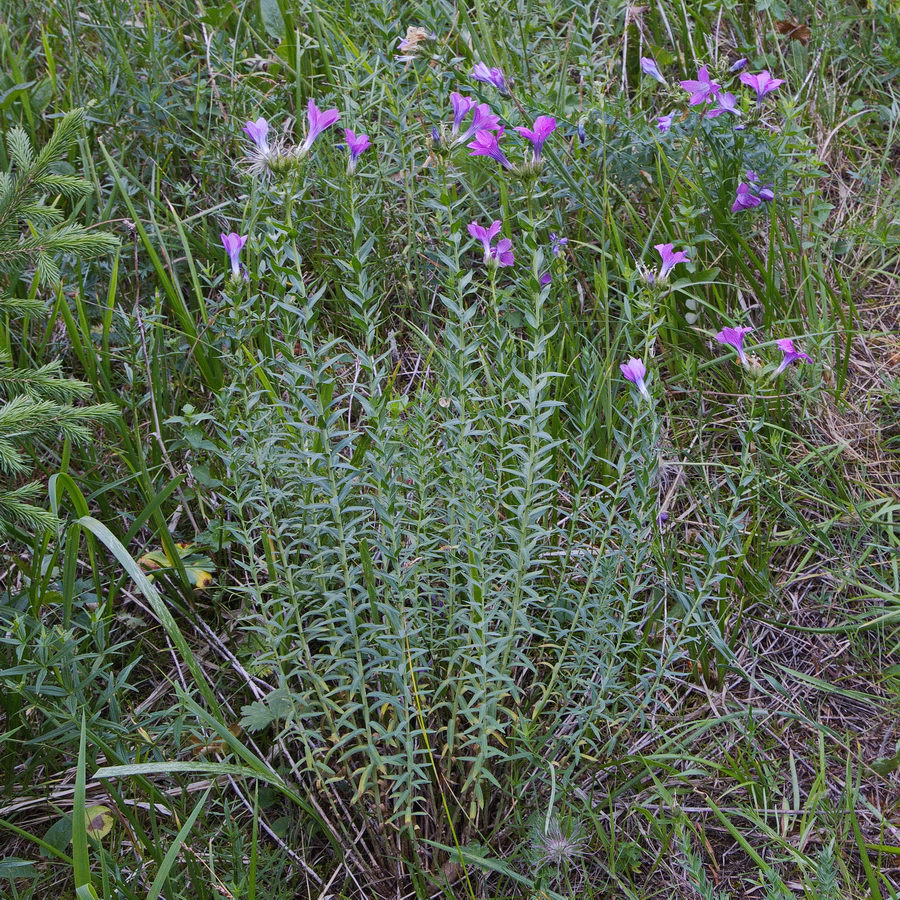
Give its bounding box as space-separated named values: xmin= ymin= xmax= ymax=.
xmin=467 ymin=219 xmax=514 ymax=268
xmin=620 ymin=357 xmax=651 ymax=401
xmin=654 ymin=243 xmax=689 ymax=281
xmin=739 ymin=70 xmax=784 ymax=103
xmin=220 ymin=232 xmax=248 ymax=280
xmin=679 ymin=65 xmax=721 ymax=106
xmin=514 ymin=115 xmax=557 ymax=163
xmin=774 ymin=338 xmax=812 ymax=374
xmin=467 ymin=128 xmax=513 ymax=169
xmin=715 ymin=326 xmax=753 ymax=365
xmin=657 ymin=114 xmax=674 ymax=133
xmin=471 ymin=62 xmax=508 ymax=93
xmin=640 ymin=57 xmax=666 ymax=85
xmin=344 ymin=129 xmax=371 ymax=171
xmin=243 ymin=117 xmax=269 ymax=152
xmin=299 ymin=99 xmax=340 ymax=155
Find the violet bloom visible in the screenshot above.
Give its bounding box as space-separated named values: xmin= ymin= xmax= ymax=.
xmin=705 ymin=91 xmax=739 ymax=118
xmin=620 ymin=357 xmax=651 ymax=401
xmin=472 ymin=62 xmax=508 ymax=93
xmin=640 ymin=57 xmax=666 ymax=85
xmin=774 ymin=338 xmax=812 ymax=374
xmin=732 ymin=171 xmax=774 ymax=212
xmin=550 ymin=233 xmax=568 ymax=256
xmin=450 ymin=92 xmax=476 ymax=135
xmin=657 ymin=114 xmax=674 ymax=133
xmin=715 ymin=326 xmax=753 ymax=365
xmin=455 ymin=102 xmax=502 ymax=145
xmin=344 ymin=129 xmax=371 ymax=171
xmin=739 ymin=70 xmax=784 ymax=103
xmin=220 ymin=232 xmax=248 ymax=280
xmin=467 ymin=129 xmax=513 ymax=169
xmin=577 ymin=120 xmax=587 ymax=145
xmin=654 ymin=243 xmax=689 ymax=281
xmin=243 ymin=117 xmax=269 ymax=152
xmin=467 ymin=219 xmax=514 ymax=267
xmin=679 ymin=65 xmax=721 ymax=106
xmin=732 ymin=182 xmax=762 ymax=212
xmin=514 ymin=115 xmax=557 ymax=163
xmin=729 ymin=58 xmax=748 ymax=73
xmin=299 ymin=98 xmax=340 ymax=155
xmin=539 ymin=271 xmax=552 ymax=286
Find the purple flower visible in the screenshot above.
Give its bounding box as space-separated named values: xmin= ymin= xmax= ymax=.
xmin=620 ymin=357 xmax=651 ymax=401
xmin=467 ymin=219 xmax=514 ymax=268
xmin=715 ymin=326 xmax=753 ymax=365
xmin=774 ymin=338 xmax=812 ymax=374
xmin=472 ymin=62 xmax=508 ymax=93
xmin=657 ymin=114 xmax=674 ymax=133
xmin=299 ymin=99 xmax=340 ymax=154
xmin=243 ymin=117 xmax=270 ymax=152
xmin=657 ymin=511 xmax=669 ymax=526
xmin=729 ymin=58 xmax=748 ymax=73
xmin=679 ymin=65 xmax=721 ymax=106
xmin=343 ymin=129 xmax=371 ymax=171
xmin=450 ymin=92 xmax=476 ymax=135
xmin=640 ymin=57 xmax=666 ymax=85
xmin=456 ymin=102 xmax=502 ymax=145
xmin=514 ymin=115 xmax=557 ymax=162
xmin=539 ymin=271 xmax=552 ymax=286
xmin=739 ymin=70 xmax=784 ymax=102
xmin=731 ymin=182 xmax=762 ymax=212
xmin=577 ymin=120 xmax=587 ymax=145
xmin=220 ymin=232 xmax=248 ymax=279
xmin=705 ymin=91 xmax=739 ymax=118
xmin=467 ymin=128 xmax=513 ymax=169
xmin=550 ymin=233 xmax=568 ymax=257
xmin=732 ymin=171 xmax=774 ymax=212
xmin=654 ymin=243 xmax=689 ymax=280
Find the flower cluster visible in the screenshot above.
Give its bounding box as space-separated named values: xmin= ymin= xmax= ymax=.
xmin=621 ymin=328 xmax=812 ymax=403
xmin=241 ymin=98 xmax=371 ymax=180
xmin=645 ymin=59 xmax=786 ymax=212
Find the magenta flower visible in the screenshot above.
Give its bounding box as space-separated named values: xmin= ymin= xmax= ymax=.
xmin=299 ymin=99 xmax=340 ymax=154
xmin=620 ymin=357 xmax=651 ymax=400
xmin=732 ymin=171 xmax=774 ymax=212
xmin=657 ymin=114 xmax=674 ymax=133
xmin=705 ymin=91 xmax=739 ymax=118
xmin=774 ymin=338 xmax=812 ymax=374
xmin=739 ymin=70 xmax=784 ymax=102
xmin=679 ymin=65 xmax=721 ymax=106
xmin=450 ymin=92 xmax=476 ymax=135
xmin=715 ymin=326 xmax=753 ymax=365
xmin=472 ymin=62 xmax=508 ymax=93
xmin=220 ymin=232 xmax=248 ymax=279
xmin=455 ymin=102 xmax=502 ymax=145
xmin=467 ymin=128 xmax=513 ymax=169
xmin=467 ymin=219 xmax=514 ymax=268
xmin=550 ymin=233 xmax=568 ymax=256
xmin=640 ymin=57 xmax=666 ymax=85
xmin=243 ymin=117 xmax=269 ymax=152
xmin=343 ymin=129 xmax=371 ymax=171
xmin=514 ymin=115 xmax=557 ymax=162
xmin=654 ymin=243 xmax=689 ymax=281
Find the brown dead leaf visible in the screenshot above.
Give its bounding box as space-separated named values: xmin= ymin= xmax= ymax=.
xmin=776 ymin=18 xmax=811 ymax=44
